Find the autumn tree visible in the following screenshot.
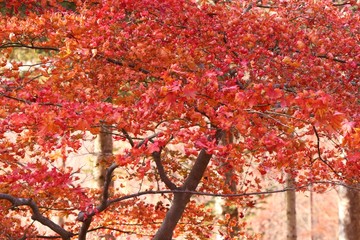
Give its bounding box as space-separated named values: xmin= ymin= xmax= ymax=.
xmin=0 ymin=0 xmax=359 ymax=239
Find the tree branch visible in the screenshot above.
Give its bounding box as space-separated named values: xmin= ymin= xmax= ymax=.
xmin=0 ymin=93 xmax=63 ymax=107
xmin=121 ymin=128 xmax=134 ymax=147
xmin=0 ymin=43 xmax=59 ymax=51
xmin=105 ymin=57 xmax=151 ymax=74
xmin=152 ymin=150 xmax=177 ymax=190
xmin=312 ymin=125 xmax=343 ymax=179
xmin=100 ymin=163 xmax=118 ymax=210
xmin=153 ymin=146 xmax=216 ymax=239
xmin=106 ymin=180 xmax=360 ymax=204
xmin=332 ymin=1 xmax=352 ymax=6
xmin=316 ymin=54 xmax=360 ymax=66
xmin=77 ymin=163 xmax=118 ymax=240
xmin=2 ymin=180 xmax=357 ymax=238
xmin=0 ymin=194 xmax=73 ymax=240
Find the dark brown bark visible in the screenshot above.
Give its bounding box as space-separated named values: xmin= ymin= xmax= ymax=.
xmin=152 ymin=151 xmax=177 ymax=190
xmin=153 ymin=149 xmax=212 ymax=240
xmin=344 ymin=186 xmax=360 ymax=240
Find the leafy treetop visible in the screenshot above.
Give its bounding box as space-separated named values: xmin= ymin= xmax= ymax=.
xmin=0 ymin=0 xmax=359 ymax=239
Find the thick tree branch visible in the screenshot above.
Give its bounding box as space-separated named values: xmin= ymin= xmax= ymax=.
xmin=0 ymin=194 xmax=73 ymax=240
xmin=152 ymin=150 xmax=177 ymax=190
xmin=152 ymin=129 xmax=225 ymax=239
xmin=78 ymin=217 xmax=92 ymax=240
xmin=153 ymin=148 xmax=214 ymax=240
xmin=100 ymin=163 xmax=118 ymax=210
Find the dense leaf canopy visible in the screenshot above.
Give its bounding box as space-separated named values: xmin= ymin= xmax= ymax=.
xmin=0 ymin=0 xmax=359 ymax=239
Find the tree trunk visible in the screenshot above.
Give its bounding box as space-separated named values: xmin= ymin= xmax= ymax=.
xmin=97 ymin=123 xmax=113 ymax=188
xmin=91 ymin=123 xmax=114 ymax=240
xmin=338 ymin=185 xmax=360 ymax=240
xmin=338 ymin=185 xmax=348 ymax=240
xmin=286 ymin=175 xmax=297 ymax=240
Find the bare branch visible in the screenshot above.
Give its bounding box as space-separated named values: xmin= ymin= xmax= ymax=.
xmin=106 ymin=180 xmax=360 ymax=204
xmin=0 ymin=194 xmax=73 ymax=240
xmin=137 ymin=132 xmax=159 ymax=147
xmin=0 ymin=43 xmax=59 ymax=51
xmin=312 ymin=126 xmax=343 ymax=179
xmin=0 ymin=93 xmax=63 ymax=107
xmin=2 ymin=180 xmax=358 ymax=238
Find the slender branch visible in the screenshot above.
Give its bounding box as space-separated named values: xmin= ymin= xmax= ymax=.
xmin=137 ymin=133 xmax=159 ymax=147
xmin=30 ymin=236 xmax=62 ymax=239
xmin=243 ymin=2 xmax=253 ymax=13
xmin=247 ymin=109 xmax=291 ymax=128
xmin=87 ymin=226 xmax=134 ymax=234
xmin=332 ymin=1 xmax=352 ymax=6
xmin=256 ymin=4 xmax=278 ymax=9
xmin=0 ymin=93 xmax=63 ymax=107
xmin=0 ymin=43 xmax=59 ymax=51
xmin=152 ymin=150 xmax=177 ymax=190
xmin=315 ymin=54 xmax=359 ymax=66
xmin=121 ymin=128 xmax=134 ymax=147
xmin=2 ymin=180 xmax=357 ymax=238
xmin=105 ymin=57 xmax=150 ymax=74
xmin=106 ymin=180 xmax=360 ymax=204
xmin=312 ymin=125 xmax=342 ymax=179
xmin=77 ymin=163 xmax=118 ymax=239
xmin=0 ymin=194 xmax=73 ymax=240
xmin=0 ymin=93 xmax=30 ymax=104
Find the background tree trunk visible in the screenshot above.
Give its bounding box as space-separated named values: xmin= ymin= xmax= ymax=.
xmin=286 ymin=175 xmax=297 ymax=240
xmin=97 ymin=123 xmax=113 ymax=188
xmin=338 ymin=185 xmax=360 ymax=240
xmin=221 ymin=131 xmax=240 ymax=237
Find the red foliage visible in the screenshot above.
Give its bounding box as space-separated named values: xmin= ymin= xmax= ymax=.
xmin=0 ymin=0 xmax=359 ymax=239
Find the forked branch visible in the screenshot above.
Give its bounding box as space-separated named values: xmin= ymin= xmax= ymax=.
xmin=0 ymin=194 xmax=74 ymax=240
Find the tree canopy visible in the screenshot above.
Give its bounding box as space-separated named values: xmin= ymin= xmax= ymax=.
xmin=0 ymin=0 xmax=359 ymax=239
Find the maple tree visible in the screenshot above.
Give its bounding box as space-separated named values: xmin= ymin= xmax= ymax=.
xmin=0 ymin=0 xmax=359 ymax=239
